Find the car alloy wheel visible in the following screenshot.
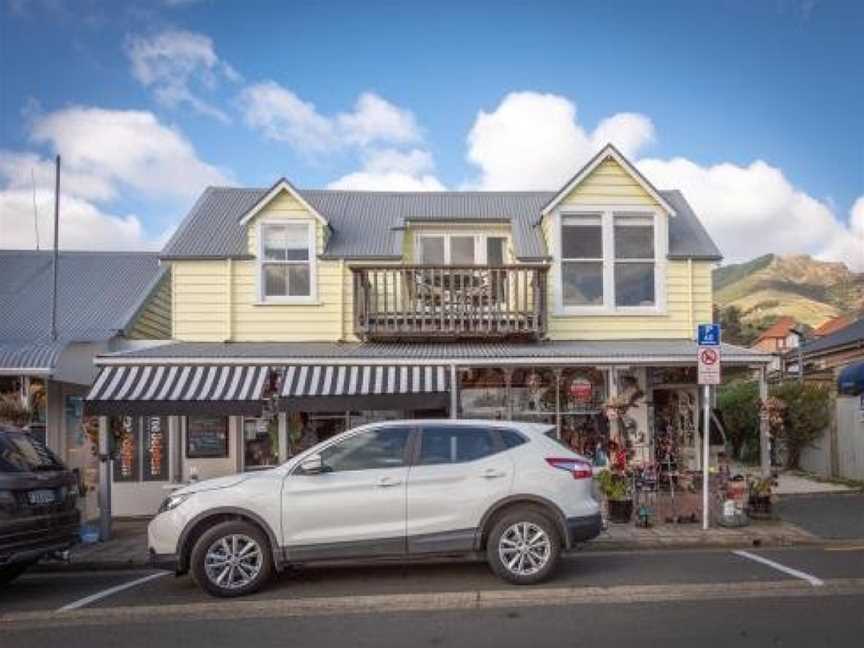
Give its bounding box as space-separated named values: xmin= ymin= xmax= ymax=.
xmin=204 ymin=533 xmax=263 ymax=591
xmin=497 ymin=521 xmax=551 ymax=577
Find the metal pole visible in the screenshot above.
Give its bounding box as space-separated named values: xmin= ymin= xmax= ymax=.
xmin=50 ymin=155 xmax=60 ymax=342
xmin=98 ymin=416 xmax=112 ymax=542
xmin=758 ymin=366 xmax=771 ymax=478
xmin=449 ymin=364 xmax=458 ymax=419
xmin=702 ymin=384 xmax=710 ymax=530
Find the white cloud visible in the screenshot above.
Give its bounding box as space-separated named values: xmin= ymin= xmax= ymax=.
xmin=464 ymin=91 xmax=655 ymax=190
xmin=240 ymin=82 xmax=422 ymax=155
xmin=637 ymin=157 xmax=864 ymax=271
xmin=127 ymin=29 xmax=239 ymax=123
xmin=327 ymin=148 xmax=445 ymax=191
xmin=1 ymin=106 xmax=228 ymax=251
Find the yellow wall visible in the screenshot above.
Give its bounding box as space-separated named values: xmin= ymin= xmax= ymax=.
xmin=559 ymin=157 xmax=661 ymax=207
xmin=127 ymin=272 xmax=172 ymax=339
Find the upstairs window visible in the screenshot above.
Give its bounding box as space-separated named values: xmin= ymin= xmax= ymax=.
xmin=559 ymin=210 xmax=662 ymax=312
xmin=417 ymin=233 xmax=509 ymax=265
xmin=260 ymin=222 xmax=314 ymax=300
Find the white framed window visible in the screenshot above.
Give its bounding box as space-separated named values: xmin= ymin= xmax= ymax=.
xmin=556 ymin=208 xmax=665 ymax=314
xmin=258 ymin=221 xmax=316 ymax=303
xmin=416 ymin=232 xmax=509 ymax=265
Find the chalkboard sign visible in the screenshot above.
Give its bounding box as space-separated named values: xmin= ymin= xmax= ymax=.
xmin=186 ymin=415 xmax=228 ymax=458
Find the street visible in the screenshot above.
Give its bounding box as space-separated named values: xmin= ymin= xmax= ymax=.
xmin=2 ymin=545 xmax=863 ymax=647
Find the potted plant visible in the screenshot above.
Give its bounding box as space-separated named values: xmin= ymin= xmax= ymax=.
xmin=597 ymin=470 xmax=633 ymax=523
xmin=748 ymin=476 xmax=775 ymax=519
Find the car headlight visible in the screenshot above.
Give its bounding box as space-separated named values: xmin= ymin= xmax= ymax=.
xmin=158 ymin=493 xmax=191 ymax=513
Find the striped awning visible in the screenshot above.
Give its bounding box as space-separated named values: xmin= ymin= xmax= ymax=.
xmin=85 ymin=365 xmax=270 ymax=416
xmin=279 ymin=364 xmax=451 ymax=412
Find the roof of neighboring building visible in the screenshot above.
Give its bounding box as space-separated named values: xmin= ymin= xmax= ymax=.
xmin=754 ymin=316 xmax=797 ymax=343
xmin=0 ymin=250 xmax=167 ymax=345
xmin=812 ymin=315 xmax=853 ymax=338
xmin=160 ymin=187 xmax=722 ymax=262
xmin=96 ymin=339 xmax=770 ymax=365
xmin=800 ymin=317 xmax=864 ymax=357
xmin=0 ymin=342 xmax=66 ymax=374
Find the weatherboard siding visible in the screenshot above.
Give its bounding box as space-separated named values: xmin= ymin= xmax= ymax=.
xmin=559 ymin=157 xmax=661 ymax=207
xmin=127 ymin=274 xmax=172 ymax=339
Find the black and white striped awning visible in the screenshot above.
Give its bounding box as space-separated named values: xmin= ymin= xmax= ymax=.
xmin=278 ymin=364 xmax=451 ymax=412
xmin=85 ymin=365 xmax=270 ymax=416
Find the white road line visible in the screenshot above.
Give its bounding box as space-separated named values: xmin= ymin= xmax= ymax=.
xmin=733 ymin=550 xmax=825 ymax=587
xmin=56 ymin=572 xmax=169 ymax=612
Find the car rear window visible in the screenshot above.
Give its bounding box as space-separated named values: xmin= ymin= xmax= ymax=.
xmin=499 ymin=428 xmax=528 ymax=449
xmin=544 ymin=428 xmax=572 ymax=450
xmin=0 ymin=433 xmax=64 ymax=473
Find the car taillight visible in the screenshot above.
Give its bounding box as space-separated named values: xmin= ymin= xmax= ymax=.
xmin=545 ymin=457 xmax=593 ymax=479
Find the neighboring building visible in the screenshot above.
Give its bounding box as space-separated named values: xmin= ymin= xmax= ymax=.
xmin=793 ymin=317 xmax=864 ymax=481
xmin=0 ymin=250 xmax=170 ymax=518
xmin=751 ymin=316 xmax=800 ymax=374
xmin=812 ymin=315 xmax=853 ymax=339
xmin=85 ymin=144 xmax=772 ymax=516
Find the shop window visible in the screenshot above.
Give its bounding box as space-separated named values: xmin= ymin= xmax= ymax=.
xmin=243 ymin=416 xmax=279 ymax=468
xmin=319 ymin=426 xmax=411 ymax=472
xmin=259 ymin=221 xmax=314 ymax=301
xmin=112 ymin=416 xmax=169 ymax=482
xmin=186 ymin=415 xmax=228 ymax=459
xmin=418 ymin=426 xmax=498 ymax=465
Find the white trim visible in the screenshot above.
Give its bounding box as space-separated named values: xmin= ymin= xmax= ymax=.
xmin=256 ymin=219 xmax=318 ymax=304
xmin=552 ymin=206 xmax=667 ymax=316
xmin=541 ymin=144 xmax=677 ymax=217
xmin=238 ymin=179 xmax=328 ymax=227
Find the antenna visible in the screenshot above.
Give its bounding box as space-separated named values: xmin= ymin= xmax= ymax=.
xmin=50 ymin=155 xmax=60 ymax=342
xmin=31 ymin=168 xmax=40 ymax=250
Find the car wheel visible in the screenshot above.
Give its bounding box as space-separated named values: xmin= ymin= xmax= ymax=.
xmin=0 ymin=561 xmax=34 ymax=585
xmin=486 ymin=509 xmax=561 ymax=585
xmin=190 ymin=520 xmax=273 ymax=597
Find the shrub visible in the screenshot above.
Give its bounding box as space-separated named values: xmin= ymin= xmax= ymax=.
xmin=770 ymin=382 xmax=832 ymax=470
xmin=718 ymin=380 xmax=761 ymax=460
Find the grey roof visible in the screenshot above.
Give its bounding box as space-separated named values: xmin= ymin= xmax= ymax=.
xmin=0 ymin=250 xmax=166 ymax=345
xmin=98 ymin=340 xmax=769 ymax=365
xmin=800 ymin=317 xmax=864 ymax=357
xmin=161 ymin=187 xmax=721 ymax=261
xmin=0 ymin=342 xmax=65 ymax=373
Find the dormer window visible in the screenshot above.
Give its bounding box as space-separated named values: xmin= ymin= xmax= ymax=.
xmin=258 ymin=221 xmax=315 ymax=302
xmin=557 ymin=208 xmax=665 ymax=314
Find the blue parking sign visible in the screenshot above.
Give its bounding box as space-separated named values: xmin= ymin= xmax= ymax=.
xmin=698 ymin=323 xmax=721 ymax=346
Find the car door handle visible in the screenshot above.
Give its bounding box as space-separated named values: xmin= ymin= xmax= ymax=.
xmin=482 ymin=468 xmax=507 ymax=479
xmin=377 ymin=476 xmax=402 ymax=487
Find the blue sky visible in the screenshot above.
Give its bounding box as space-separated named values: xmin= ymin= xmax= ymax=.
xmin=1 ymin=0 xmax=862 ymax=268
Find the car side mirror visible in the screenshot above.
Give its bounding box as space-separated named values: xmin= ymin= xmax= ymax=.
xmin=299 ymin=454 xmax=324 ymax=474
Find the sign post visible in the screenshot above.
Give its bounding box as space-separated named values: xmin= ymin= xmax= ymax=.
xmin=697 ymin=324 xmax=721 ymax=531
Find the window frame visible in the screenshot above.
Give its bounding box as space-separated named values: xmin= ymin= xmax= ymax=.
xmin=256 ymin=219 xmax=317 ymax=304
xmin=554 ymin=207 xmax=667 ymax=316
xmin=294 ymin=424 xmax=415 ymax=474
xmin=415 ymin=231 xmax=511 ymax=265
xmin=414 ymin=424 xmax=508 ymax=466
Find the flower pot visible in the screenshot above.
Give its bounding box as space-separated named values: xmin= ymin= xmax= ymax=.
xmin=607 ymin=498 xmax=634 ymax=524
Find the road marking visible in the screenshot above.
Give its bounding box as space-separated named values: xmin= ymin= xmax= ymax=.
xmin=56 ymin=572 xmax=169 ymax=612
xmin=733 ymin=550 xmax=824 ymax=587
xmin=0 ymin=578 xmax=859 ymax=629
xmin=824 ymin=545 xmax=864 ymax=552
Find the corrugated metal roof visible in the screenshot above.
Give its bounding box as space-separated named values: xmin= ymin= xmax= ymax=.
xmin=0 ymin=250 xmax=166 ymax=344
xmin=0 ymin=341 xmax=66 ymax=373
xmin=801 ymin=317 xmax=864 ymax=357
xmin=98 ymin=340 xmax=769 ymax=365
xmin=160 ymin=187 xmax=721 ymax=261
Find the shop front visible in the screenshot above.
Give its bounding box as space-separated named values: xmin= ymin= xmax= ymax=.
xmin=84 ymin=341 xmax=773 ymax=527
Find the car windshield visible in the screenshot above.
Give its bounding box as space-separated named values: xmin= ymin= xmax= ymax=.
xmin=0 ymin=432 xmax=64 ymax=473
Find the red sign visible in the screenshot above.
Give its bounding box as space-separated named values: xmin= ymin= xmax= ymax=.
xmin=698 ymin=345 xmax=721 ymax=385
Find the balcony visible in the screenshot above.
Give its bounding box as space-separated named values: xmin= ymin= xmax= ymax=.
xmin=351 ymin=265 xmax=549 ymax=340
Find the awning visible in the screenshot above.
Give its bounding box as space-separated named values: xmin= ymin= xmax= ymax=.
xmin=0 ymin=341 xmax=66 ymax=376
xmin=85 ymin=365 xmax=270 ymax=416
xmin=278 ymin=364 xmax=451 ymax=412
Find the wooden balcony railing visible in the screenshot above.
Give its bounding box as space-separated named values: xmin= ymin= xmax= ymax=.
xmin=351 ymin=265 xmax=549 ymax=340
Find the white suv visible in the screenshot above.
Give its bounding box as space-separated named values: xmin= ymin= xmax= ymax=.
xmin=148 ymin=419 xmax=601 ymax=597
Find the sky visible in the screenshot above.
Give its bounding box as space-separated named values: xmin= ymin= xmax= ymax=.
xmin=0 ymin=0 xmax=862 ymax=269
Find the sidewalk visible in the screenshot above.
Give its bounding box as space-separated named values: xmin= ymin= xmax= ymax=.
xmin=39 ymin=515 xmax=829 ymax=572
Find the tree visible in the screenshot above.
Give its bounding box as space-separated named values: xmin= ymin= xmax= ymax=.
xmin=717 ymin=380 xmax=760 ymax=460
xmin=718 ymin=306 xmax=745 ymax=345
xmin=770 ymin=382 xmax=832 ymax=470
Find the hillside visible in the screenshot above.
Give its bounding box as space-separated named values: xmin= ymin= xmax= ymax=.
xmin=713 ymin=254 xmax=864 ymax=331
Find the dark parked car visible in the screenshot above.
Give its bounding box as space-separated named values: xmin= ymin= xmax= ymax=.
xmin=0 ymin=424 xmax=80 ymax=584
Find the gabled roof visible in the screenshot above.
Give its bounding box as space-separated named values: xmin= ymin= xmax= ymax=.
xmin=755 ymin=316 xmax=797 ymax=343
xmin=541 ymin=143 xmax=677 ymax=217
xmin=801 ymin=317 xmax=864 ymax=357
xmin=812 ymin=315 xmax=852 ymax=338
xmin=161 ymin=188 xmax=722 ymax=261
xmin=237 ymin=177 xmax=328 ymax=227
xmin=0 ymin=250 xmax=166 ymax=344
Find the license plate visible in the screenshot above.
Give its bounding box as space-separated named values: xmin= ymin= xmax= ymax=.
xmin=28 ymin=489 xmax=56 ymax=505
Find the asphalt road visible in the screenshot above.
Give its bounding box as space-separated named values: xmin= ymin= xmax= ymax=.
xmin=2 ymin=546 xmax=863 ymax=647
xmin=776 ymin=493 xmax=864 ymax=539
